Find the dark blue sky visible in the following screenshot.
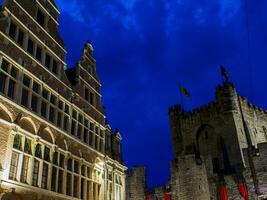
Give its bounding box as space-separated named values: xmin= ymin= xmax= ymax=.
xmin=54 ymin=0 xmax=267 ymax=188
xmin=2 ymin=0 xmax=266 ymax=188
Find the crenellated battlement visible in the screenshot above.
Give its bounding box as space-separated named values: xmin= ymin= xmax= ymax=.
xmin=239 ymin=96 xmax=267 ymax=121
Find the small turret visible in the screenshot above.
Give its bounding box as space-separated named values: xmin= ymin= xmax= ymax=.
xmin=216 ymin=82 xmax=239 ymax=112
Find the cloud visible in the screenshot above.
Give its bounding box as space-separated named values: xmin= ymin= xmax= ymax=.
xmin=57 ymin=0 xmax=267 ymax=188
xmin=55 ymin=0 xmax=84 ymax=22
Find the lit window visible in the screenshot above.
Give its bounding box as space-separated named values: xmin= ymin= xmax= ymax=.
xmin=9 ymin=151 xmax=19 ymax=180
xmin=20 ymin=155 xmax=29 ymax=183
xmin=32 ymin=159 xmax=40 ymax=187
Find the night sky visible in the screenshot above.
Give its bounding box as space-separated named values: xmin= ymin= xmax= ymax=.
xmin=56 ymin=0 xmax=267 ymax=189
xmin=1 ymin=0 xmax=267 ymax=188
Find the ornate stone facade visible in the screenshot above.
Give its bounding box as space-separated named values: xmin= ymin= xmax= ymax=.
xmin=169 ymin=82 xmax=267 ymax=200
xmin=0 ymin=0 xmax=127 ymax=199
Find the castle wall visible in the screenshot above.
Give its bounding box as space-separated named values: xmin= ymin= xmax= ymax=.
xmin=170 ymin=155 xmax=210 ymax=200
xmin=126 ymin=167 xmax=146 ymax=200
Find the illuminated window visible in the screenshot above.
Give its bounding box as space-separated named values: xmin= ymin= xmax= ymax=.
xmin=32 ymin=159 xmax=40 ymax=187
xmin=9 ymin=151 xmax=19 ymax=180
xmin=20 ymin=155 xmax=29 ymax=183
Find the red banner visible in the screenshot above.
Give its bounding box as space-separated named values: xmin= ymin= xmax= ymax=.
xmin=145 ymin=194 xmax=151 ymax=200
xmin=238 ymin=183 xmax=249 ymax=200
xmin=165 ymin=192 xmax=171 ymax=200
xmin=219 ymin=185 xmax=229 ymax=200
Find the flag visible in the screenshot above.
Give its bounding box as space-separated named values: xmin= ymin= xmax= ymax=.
xmin=179 ymin=85 xmax=191 ymax=99
xmin=220 ymin=65 xmax=229 ymax=81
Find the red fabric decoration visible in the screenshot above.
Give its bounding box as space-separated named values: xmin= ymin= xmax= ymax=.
xmin=145 ymin=194 xmax=151 ymax=200
xmin=238 ymin=183 xmax=249 ymax=200
xmin=165 ymin=192 xmax=171 ymax=200
xmin=219 ymin=185 xmax=229 ymax=200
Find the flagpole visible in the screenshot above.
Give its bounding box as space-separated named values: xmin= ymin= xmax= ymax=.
xmin=179 ymin=84 xmax=184 ymax=109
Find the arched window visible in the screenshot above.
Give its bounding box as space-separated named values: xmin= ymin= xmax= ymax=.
xmin=13 ymin=134 xmax=22 ymax=150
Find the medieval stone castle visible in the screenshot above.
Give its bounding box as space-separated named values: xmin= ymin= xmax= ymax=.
xmin=126 ymin=82 xmax=267 ymax=200
xmin=0 ymin=0 xmax=127 ymax=199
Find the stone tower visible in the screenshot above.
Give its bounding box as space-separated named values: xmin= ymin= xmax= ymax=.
xmin=169 ymin=82 xmax=267 ymax=200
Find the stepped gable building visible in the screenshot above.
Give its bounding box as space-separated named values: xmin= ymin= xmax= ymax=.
xmin=0 ymin=0 xmax=127 ymax=199
xmin=169 ymin=82 xmax=267 ymax=200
